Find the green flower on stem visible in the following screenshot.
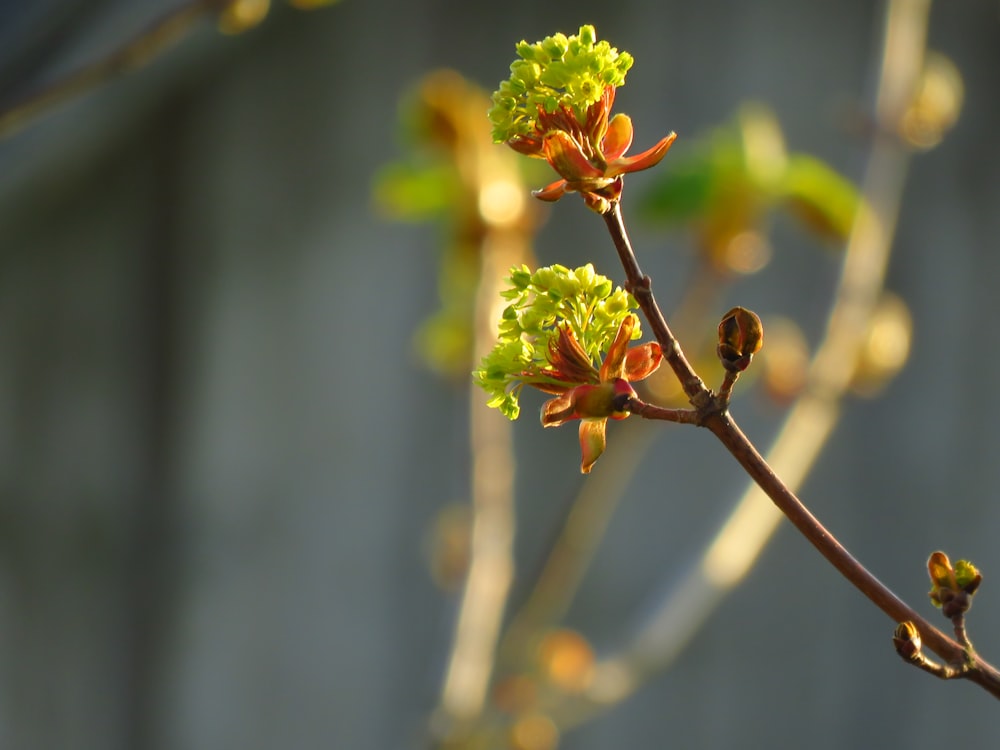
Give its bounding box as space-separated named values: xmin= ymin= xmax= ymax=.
xmin=474 ymin=264 xmax=661 ymax=473
xmin=488 ymin=25 xmax=676 ymax=213
xmin=475 ymin=264 xmax=637 ymax=418
xmin=489 ymin=25 xmax=632 ymax=142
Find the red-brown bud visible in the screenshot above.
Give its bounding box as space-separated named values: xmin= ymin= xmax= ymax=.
xmin=717 ymin=306 xmax=764 ymax=373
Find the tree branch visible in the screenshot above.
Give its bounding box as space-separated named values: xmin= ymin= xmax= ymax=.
xmin=601 ymin=193 xmax=1000 ymax=700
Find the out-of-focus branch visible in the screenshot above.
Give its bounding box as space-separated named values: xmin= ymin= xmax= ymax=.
xmin=496 ymin=420 xmax=657 ymax=669
xmin=407 ymin=73 xmax=540 ymax=742
xmin=436 ymin=238 xmax=519 ymax=726
xmin=0 ymin=2 xmax=223 ymax=140
xmin=0 ymin=0 xmax=339 ymax=140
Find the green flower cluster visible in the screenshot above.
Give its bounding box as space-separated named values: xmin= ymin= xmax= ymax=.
xmin=488 ymin=25 xmax=633 ymax=144
xmin=474 ymin=263 xmax=638 ymax=420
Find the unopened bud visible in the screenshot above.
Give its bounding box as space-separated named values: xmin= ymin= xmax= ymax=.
xmin=850 ymin=293 xmax=912 ymax=397
xmin=218 ymin=0 xmax=269 ymax=34
xmin=717 ymin=306 xmax=764 ymax=373
xmin=893 ymin=621 xmax=923 ymax=662
xmin=927 ymin=551 xmax=980 ymax=618
xmin=899 ymin=52 xmax=963 ymax=150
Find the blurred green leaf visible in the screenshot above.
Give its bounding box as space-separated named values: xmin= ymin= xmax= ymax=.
xmin=372 ymin=161 xmax=461 ymax=220
xmin=780 ymin=154 xmax=860 ymax=242
xmin=639 ymin=104 xmax=859 ymax=250
xmin=636 ymin=142 xmax=719 ymax=223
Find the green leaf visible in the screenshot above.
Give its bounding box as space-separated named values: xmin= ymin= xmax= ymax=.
xmin=637 ymin=141 xmax=734 ymax=224
xmin=780 ymin=154 xmax=860 ymax=242
xmin=371 ymin=161 xmax=459 ymax=219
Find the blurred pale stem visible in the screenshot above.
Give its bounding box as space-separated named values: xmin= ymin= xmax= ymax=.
xmin=433 ymin=95 xmax=536 ymax=731
xmin=437 ymin=237 xmax=519 ymax=724
xmin=498 ymin=420 xmax=657 ymax=668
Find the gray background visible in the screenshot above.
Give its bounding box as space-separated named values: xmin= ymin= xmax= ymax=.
xmin=2 ymin=1 xmax=1000 ymax=748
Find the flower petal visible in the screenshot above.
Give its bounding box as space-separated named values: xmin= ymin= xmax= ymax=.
xmin=601 ymin=113 xmax=634 ymax=161
xmin=607 ymin=131 xmax=677 ymax=177
xmin=547 ymin=326 xmax=600 ymax=385
xmin=532 ymin=179 xmax=570 ymax=202
xmin=541 ymin=382 xmax=621 ymax=428
xmin=578 ymin=418 xmax=607 ymax=474
xmin=541 ymin=390 xmax=579 ymax=427
xmin=623 ymin=342 xmax=663 ymax=382
xmin=507 ymin=134 xmax=546 ymax=158
xmin=542 ymin=130 xmax=604 ymax=182
xmin=530 ymin=380 xmax=573 ymax=396
xmin=598 ymin=314 xmax=638 ymax=382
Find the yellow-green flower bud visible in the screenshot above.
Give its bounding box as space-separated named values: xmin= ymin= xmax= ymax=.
xmin=954 ymin=559 xmax=982 ymax=596
xmin=927 ymin=551 xmax=980 ymax=618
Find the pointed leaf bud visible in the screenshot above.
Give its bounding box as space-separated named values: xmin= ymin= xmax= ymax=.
xmin=927 ymin=551 xmax=979 ymax=618
xmin=927 ymin=551 xmax=955 ymax=609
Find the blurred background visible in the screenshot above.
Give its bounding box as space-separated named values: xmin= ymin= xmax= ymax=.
xmin=2 ymin=1 xmax=1000 ymax=748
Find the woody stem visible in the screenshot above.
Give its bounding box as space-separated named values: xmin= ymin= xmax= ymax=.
xmin=601 ymin=203 xmax=709 ymax=406
xmin=600 ymin=199 xmax=1000 ymax=699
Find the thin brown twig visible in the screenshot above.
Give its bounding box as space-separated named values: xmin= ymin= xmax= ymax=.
xmin=623 ymin=400 xmax=701 ymax=424
xmin=600 ymin=190 xmax=1000 ymax=700
xmin=548 ymin=0 xmax=943 ymax=721
xmin=602 ymin=209 xmax=709 ymax=407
